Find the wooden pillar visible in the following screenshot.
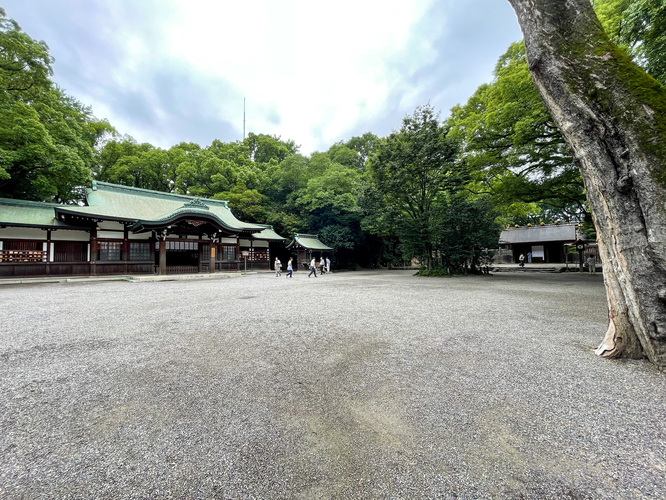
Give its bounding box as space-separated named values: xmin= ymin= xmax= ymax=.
xmin=46 ymin=229 xmax=52 ymax=275
xmin=236 ymin=239 xmax=241 ymax=272
xmin=159 ymin=240 xmax=167 ymax=275
xmin=123 ymin=225 xmax=129 ymax=273
xmin=210 ymin=240 xmax=216 ymax=273
xmin=90 ymin=228 xmax=98 ymax=276
xmin=198 ymin=240 xmax=203 ymax=273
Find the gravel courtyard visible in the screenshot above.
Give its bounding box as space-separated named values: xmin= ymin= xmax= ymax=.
xmin=1 ymin=270 xmax=664 ymax=499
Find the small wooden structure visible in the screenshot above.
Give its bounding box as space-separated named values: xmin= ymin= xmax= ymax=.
xmin=285 ymin=233 xmax=333 ymax=271
xmin=498 ymin=223 xmax=579 ymax=264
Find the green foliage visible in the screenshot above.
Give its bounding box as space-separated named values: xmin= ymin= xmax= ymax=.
xmin=369 ymin=104 xmax=465 ymax=269
xmin=97 ymin=140 xmax=176 ymax=192
xmin=447 ymin=42 xmax=586 ymax=223
xmin=296 ymin=163 xmax=360 ymax=215
xmin=318 ymin=224 xmax=357 ymax=250
xmin=415 ymin=266 xmax=446 ymax=277
xmin=214 ymin=185 xmax=267 ymax=223
xmin=345 ymin=132 xmax=381 ymax=169
xmin=594 ymin=0 xmax=666 ymax=85
xmin=0 ymin=8 xmax=52 ymax=95
xmin=0 ymin=9 xmax=113 ymax=202
xmin=434 ymin=196 xmax=502 ymax=274
xmin=327 ymin=133 xmax=380 ymax=170
xmin=244 ymin=132 xmax=298 ymax=164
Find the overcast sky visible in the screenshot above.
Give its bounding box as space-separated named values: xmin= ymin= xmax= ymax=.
xmin=5 ymin=0 xmax=522 ymax=155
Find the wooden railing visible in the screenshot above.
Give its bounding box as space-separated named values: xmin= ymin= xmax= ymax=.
xmin=166 ymin=265 xmax=199 ymax=274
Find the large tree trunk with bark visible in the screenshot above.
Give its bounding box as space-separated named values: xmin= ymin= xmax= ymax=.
xmin=507 ymin=0 xmax=666 ymax=369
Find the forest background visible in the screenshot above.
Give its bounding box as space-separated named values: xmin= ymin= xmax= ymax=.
xmin=1 ymin=1 xmax=663 ymax=271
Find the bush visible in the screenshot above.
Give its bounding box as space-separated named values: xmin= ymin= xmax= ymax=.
xmin=415 ymin=267 xmax=448 ymax=277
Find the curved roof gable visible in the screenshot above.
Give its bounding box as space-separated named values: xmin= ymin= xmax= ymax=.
xmin=286 ymin=233 xmax=333 ymax=251
xmin=55 ymin=182 xmax=264 ymax=234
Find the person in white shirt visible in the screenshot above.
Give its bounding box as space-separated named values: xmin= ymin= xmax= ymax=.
xmin=308 ymin=257 xmax=317 ymax=277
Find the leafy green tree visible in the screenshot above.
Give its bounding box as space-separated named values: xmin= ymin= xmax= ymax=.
xmin=295 ymin=163 xmax=360 ymax=216
xmin=369 ymin=105 xmax=463 ymax=269
xmin=214 ymin=184 xmax=268 ymax=223
xmin=244 ymin=133 xmax=298 ymax=164
xmin=96 ymin=140 xmax=175 ymax=192
xmin=0 ymin=9 xmax=112 ymax=202
xmin=0 ymin=8 xmax=51 ymax=95
xmin=434 ymin=196 xmax=502 ymax=274
xmin=447 ymin=42 xmax=586 ymax=223
xmin=345 ymin=132 xmax=381 ymax=170
xmin=593 ymin=0 xmax=666 ymax=85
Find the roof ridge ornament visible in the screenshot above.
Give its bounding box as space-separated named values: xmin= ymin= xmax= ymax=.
xmin=182 ymin=198 xmax=209 ymax=210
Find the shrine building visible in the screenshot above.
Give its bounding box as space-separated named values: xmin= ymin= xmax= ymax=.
xmin=0 ymin=181 xmax=286 ymax=277
xmin=286 ymin=233 xmax=334 ymax=270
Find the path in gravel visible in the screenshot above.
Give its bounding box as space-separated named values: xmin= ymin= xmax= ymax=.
xmin=1 ymin=270 xmax=664 ymax=498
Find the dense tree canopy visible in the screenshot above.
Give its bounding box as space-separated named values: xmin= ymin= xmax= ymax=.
xmin=365 ymin=105 xmax=498 ymax=271
xmin=593 ymin=0 xmax=666 ymax=85
xmin=0 ymin=9 xmax=112 ymax=202
xmin=448 ymin=42 xmax=586 ymax=225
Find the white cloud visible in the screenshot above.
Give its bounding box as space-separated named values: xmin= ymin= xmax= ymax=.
xmin=4 ymin=0 xmax=522 ymax=154
xmin=162 ymin=0 xmax=440 ymax=151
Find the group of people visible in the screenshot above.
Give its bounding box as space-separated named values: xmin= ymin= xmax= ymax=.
xmin=308 ymin=255 xmax=330 ymax=278
xmin=274 ymin=257 xmax=293 ymax=278
xmin=274 ymin=255 xmax=330 ymax=278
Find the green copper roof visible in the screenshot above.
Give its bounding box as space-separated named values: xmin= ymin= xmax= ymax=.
xmin=0 ymin=198 xmax=73 ymax=228
xmin=251 ymin=225 xmax=287 ymax=241
xmin=1 ymin=183 xmax=288 ymax=240
xmin=56 ymin=181 xmax=264 ymax=234
xmin=286 ymin=233 xmax=333 ymax=251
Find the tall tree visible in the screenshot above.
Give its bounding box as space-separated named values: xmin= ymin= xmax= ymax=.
xmin=370 ymin=105 xmax=463 ymax=269
xmin=0 ymin=9 xmax=112 ymax=202
xmin=448 ymin=42 xmax=586 ymax=222
xmin=507 ymin=0 xmax=666 ymax=368
xmin=0 ymin=8 xmax=51 ymax=95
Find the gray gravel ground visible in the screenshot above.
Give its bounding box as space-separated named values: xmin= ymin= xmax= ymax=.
xmin=1 ymin=270 xmax=664 ymax=499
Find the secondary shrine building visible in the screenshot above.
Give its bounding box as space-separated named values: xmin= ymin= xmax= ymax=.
xmin=0 ymin=181 xmax=286 ymax=277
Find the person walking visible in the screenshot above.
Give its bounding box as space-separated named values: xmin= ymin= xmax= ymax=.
xmin=586 ymin=254 xmax=596 ymax=274
xmin=275 ymin=257 xmax=281 ymax=277
xmin=519 ymin=253 xmax=525 ymax=267
xmin=286 ymin=258 xmax=293 ymax=278
xmin=325 ymin=257 xmax=331 ymax=274
xmin=319 ymin=255 xmax=325 ymax=274
xmin=308 ymin=257 xmax=317 ymax=277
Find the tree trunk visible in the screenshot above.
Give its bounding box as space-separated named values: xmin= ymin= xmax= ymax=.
xmin=507 ymin=0 xmax=666 ymax=369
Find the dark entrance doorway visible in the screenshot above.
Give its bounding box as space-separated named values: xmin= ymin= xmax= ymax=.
xmin=154 ymin=240 xmax=200 ymax=273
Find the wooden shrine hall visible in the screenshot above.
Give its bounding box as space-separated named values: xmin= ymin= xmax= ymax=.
xmin=286 ymin=233 xmax=334 ymax=270
xmin=0 ymin=181 xmax=286 ymax=277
